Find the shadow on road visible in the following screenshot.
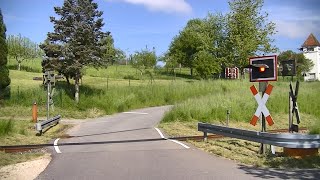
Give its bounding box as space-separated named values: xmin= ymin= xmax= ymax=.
xmin=238 ymin=164 xmax=320 ymax=179
xmin=69 ymin=127 xmax=151 ymax=138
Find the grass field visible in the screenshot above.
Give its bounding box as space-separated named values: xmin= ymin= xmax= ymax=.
xmin=2 ymin=64 xmax=320 ymax=126
xmin=2 ymin=61 xmax=320 ymax=168
xmin=6 ymin=57 xmax=192 ymax=80
xmin=1 ymin=69 xmax=213 ymax=119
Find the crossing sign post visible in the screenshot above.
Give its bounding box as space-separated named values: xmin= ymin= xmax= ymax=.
xmin=250 ymin=84 xmax=274 ymax=126
xmin=248 ymin=55 xmax=278 ymax=154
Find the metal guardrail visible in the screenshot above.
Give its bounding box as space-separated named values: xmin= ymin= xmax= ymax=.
xmin=35 ymin=115 xmax=61 ymax=134
xmin=198 ymin=122 xmax=320 ymax=148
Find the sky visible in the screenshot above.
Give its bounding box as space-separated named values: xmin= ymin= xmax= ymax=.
xmin=1 ymin=0 xmax=319 ymax=57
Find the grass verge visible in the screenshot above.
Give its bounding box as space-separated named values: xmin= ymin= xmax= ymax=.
xmin=0 ymin=119 xmax=71 ymax=167
xmin=159 ymin=121 xmax=320 ymax=168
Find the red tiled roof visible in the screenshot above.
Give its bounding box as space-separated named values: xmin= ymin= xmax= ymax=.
xmin=302 ymin=33 xmax=320 ymax=47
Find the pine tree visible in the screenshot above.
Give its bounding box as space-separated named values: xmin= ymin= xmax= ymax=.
xmin=40 ymin=0 xmax=108 ymax=103
xmin=0 ymin=9 xmax=11 ymax=99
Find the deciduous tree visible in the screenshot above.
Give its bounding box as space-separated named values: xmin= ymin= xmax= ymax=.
xmin=194 ymin=51 xmax=221 ymax=79
xmin=278 ymin=50 xmax=314 ymax=79
xmin=101 ymin=34 xmax=124 ymax=65
xmin=226 ymin=0 xmax=278 ymax=77
xmin=131 ymin=47 xmax=156 ymax=75
xmin=7 ymin=34 xmax=40 ymax=70
xmin=168 ymin=13 xmax=227 ymax=78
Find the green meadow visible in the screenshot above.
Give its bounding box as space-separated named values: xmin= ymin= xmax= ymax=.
xmin=1 ymin=58 xmax=320 ymax=168
xmin=2 ymin=58 xmax=320 ymax=130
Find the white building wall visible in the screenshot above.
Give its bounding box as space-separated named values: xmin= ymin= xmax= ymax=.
xmin=303 ymin=46 xmax=320 ymax=81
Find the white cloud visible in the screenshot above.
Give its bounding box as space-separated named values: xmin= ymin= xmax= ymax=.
xmin=107 ymin=0 xmax=192 ymax=14
xmin=266 ymin=5 xmax=320 ymax=39
xmin=274 ymin=20 xmax=319 ymax=39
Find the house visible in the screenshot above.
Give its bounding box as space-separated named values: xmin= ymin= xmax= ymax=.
xmin=301 ymin=33 xmax=320 ymax=81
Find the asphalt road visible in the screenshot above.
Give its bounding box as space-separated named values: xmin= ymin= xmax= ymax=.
xmin=36 ymin=106 xmax=319 ymax=180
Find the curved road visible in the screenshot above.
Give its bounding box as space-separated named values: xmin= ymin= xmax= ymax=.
xmin=37 ymin=106 xmax=319 ymax=180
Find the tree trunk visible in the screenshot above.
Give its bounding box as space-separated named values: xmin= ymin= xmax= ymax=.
xmin=16 ymin=57 xmax=21 ymax=71
xmin=190 ymin=68 xmax=193 ymax=77
xmin=66 ymin=77 xmax=70 ymax=85
xmin=75 ymin=77 xmax=80 ymax=103
xmin=240 ymin=68 xmax=245 ymax=79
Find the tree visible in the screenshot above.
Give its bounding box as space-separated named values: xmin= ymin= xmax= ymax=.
xmin=131 ymin=47 xmax=157 ymax=75
xmin=194 ymin=51 xmax=221 ymax=79
xmin=278 ymin=50 xmax=314 ymax=79
xmin=7 ymin=34 xmax=40 ymax=70
xmin=101 ymin=34 xmax=125 ymax=65
xmin=168 ymin=18 xmax=205 ymax=76
xmin=0 ymin=9 xmax=10 ymax=99
xmin=163 ymin=52 xmax=179 ymax=75
xmin=226 ymin=0 xmax=278 ymax=77
xmin=40 ymin=0 xmax=109 ymax=103
xmin=168 ymin=13 xmax=227 ymax=78
xmin=114 ymin=48 xmax=126 ymax=65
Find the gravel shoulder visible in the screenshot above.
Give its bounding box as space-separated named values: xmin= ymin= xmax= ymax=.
xmin=0 ymin=154 xmax=51 ymax=180
xmin=0 ymin=119 xmax=85 ymax=179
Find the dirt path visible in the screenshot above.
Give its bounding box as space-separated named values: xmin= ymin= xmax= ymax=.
xmin=0 ymin=154 xmax=51 ymax=180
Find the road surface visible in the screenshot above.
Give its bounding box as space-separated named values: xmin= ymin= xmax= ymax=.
xmin=37 ymin=106 xmax=319 ymax=180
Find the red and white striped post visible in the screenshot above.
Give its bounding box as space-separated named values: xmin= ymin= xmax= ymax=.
xmin=250 ymin=82 xmax=274 ymax=154
xmin=250 ymin=83 xmax=274 ymax=126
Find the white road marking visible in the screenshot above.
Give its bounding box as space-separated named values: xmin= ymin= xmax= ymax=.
xmin=54 ymin=138 xmax=62 ymax=154
xmin=154 ymin=128 xmax=190 ymax=149
xmin=123 ymin=112 xmax=148 ymax=115
xmin=154 ymin=128 xmax=165 ymax=139
xmin=169 ymin=139 xmax=190 ymax=149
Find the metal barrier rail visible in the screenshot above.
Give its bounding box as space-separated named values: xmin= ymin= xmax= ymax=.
xmin=35 ymin=115 xmax=61 ymax=134
xmin=198 ymin=122 xmax=320 ymax=148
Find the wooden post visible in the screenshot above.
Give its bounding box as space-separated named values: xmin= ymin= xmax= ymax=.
xmin=32 ymin=101 xmax=37 ymax=123
xmin=107 ymin=77 xmax=109 ymax=90
xmin=226 ymin=109 xmax=230 ymax=126
xmin=47 ymin=82 xmax=51 ymax=120
xmin=289 ymin=92 xmax=293 ymax=132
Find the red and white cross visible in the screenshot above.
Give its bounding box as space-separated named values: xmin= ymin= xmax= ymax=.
xmin=250 ymin=84 xmax=274 ymax=126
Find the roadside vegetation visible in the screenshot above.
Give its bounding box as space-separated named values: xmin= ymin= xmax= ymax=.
xmin=0 ymin=119 xmax=70 ymax=167
xmin=1 ymin=0 xmax=319 ymax=170
xmin=159 ymin=121 xmax=320 ymax=169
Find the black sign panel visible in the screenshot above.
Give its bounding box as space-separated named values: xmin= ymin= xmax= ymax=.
xmin=280 ymin=60 xmax=296 ymax=76
xmin=249 ymin=55 xmax=277 ymax=82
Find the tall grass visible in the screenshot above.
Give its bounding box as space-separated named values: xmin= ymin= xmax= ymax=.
xmin=0 ymin=120 xmax=14 ymax=136
xmin=3 ymin=69 xmax=320 ymax=124
xmin=1 ymin=73 xmax=220 ymax=118
xmin=162 ymin=81 xmax=320 ymax=125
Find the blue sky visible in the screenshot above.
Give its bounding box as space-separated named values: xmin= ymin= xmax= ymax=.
xmin=1 ymin=0 xmax=319 ymax=56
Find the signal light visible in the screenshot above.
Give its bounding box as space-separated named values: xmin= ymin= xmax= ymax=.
xmin=259 ymin=66 xmax=265 ymax=72
xmin=249 ymin=55 xmax=277 ymax=82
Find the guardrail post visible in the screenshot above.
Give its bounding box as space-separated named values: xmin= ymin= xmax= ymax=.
xmin=35 ymin=115 xmax=61 ymax=135
xmin=204 ymin=132 xmax=208 ymax=142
